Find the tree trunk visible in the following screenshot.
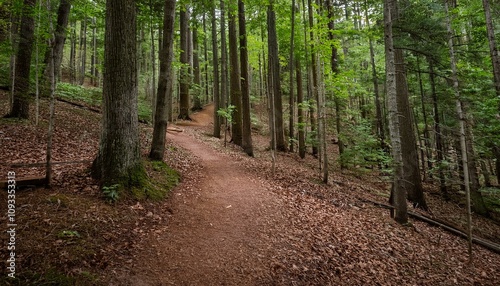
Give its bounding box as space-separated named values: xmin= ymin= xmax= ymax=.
xmin=79 ymin=18 xmax=87 ymax=85
xmin=92 ymin=0 xmax=142 ymax=187
xmin=238 ymin=0 xmax=253 ymax=156
xmin=296 ymin=59 xmax=306 ymax=159
xmin=445 ymin=0 xmax=473 ymax=258
xmin=288 ymin=0 xmax=296 ymax=153
xmin=212 ymin=0 xmax=221 ymax=138
xmin=482 ymin=0 xmax=500 ymax=187
xmin=192 ymin=27 xmax=202 ymax=111
xmin=306 ymin=0 xmax=317 ymax=156
xmin=178 ymin=7 xmax=191 ymax=120
xmin=220 ymin=0 xmax=228 ymax=116
xmin=228 ymin=3 xmax=242 ymax=146
xmin=327 ymin=0 xmax=344 ymax=169
xmin=7 ymin=0 xmax=36 ymax=119
xmin=429 ymin=59 xmax=448 ymax=198
xmin=267 ymin=1 xmax=286 ymax=151
xmin=149 ymin=0 xmax=176 ymax=161
xmin=69 ymin=20 xmax=76 ymax=84
xmin=384 ymin=0 xmax=408 ymax=224
xmin=391 ymin=0 xmax=427 ymax=210
xmin=43 ymin=0 xmax=71 ymax=86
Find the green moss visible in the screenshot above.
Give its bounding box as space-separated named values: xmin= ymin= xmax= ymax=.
xmin=112 ymin=160 xmax=180 ymax=201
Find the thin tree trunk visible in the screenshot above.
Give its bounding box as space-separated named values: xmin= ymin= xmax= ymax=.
xmin=79 ymin=18 xmax=87 ymax=85
xmin=149 ymin=0 xmax=176 ymax=161
xmin=445 ymin=0 xmax=473 ymax=259
xmin=70 ymin=20 xmax=76 ymax=84
xmin=238 ymin=0 xmax=253 ymax=156
xmin=268 ymin=0 xmax=286 ymax=151
xmin=150 ymin=0 xmax=157 ymax=121
xmin=289 ymin=0 xmax=296 ymax=152
xmin=46 ymin=3 xmax=56 ymax=186
xmin=297 ymin=58 xmax=306 ymax=159
xmin=192 ymin=27 xmax=202 ymax=111
xmin=203 ymin=14 xmax=210 ymax=104
xmin=43 ymin=0 xmax=71 ymax=86
xmin=429 ymin=59 xmax=448 ymax=198
xmin=212 ymin=0 xmax=221 ymax=138
xmin=306 ymin=0 xmax=317 ymax=156
xmin=178 ymin=7 xmax=191 ymax=120
xmin=417 ymin=57 xmax=433 ymax=180
xmin=229 ymin=3 xmax=242 ymax=146
xmin=220 ymin=0 xmax=228 ymax=118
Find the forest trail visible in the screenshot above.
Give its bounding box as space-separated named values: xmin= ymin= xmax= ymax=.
xmin=113 ymin=105 xmax=283 ymax=285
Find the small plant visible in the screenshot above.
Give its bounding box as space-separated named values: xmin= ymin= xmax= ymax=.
xmin=57 ymin=230 xmax=81 ymax=239
xmin=217 ymin=105 xmax=236 ymax=124
xmin=102 ymin=184 xmax=120 ymax=203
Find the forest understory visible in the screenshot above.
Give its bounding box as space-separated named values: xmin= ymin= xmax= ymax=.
xmin=1 ymin=91 xmax=500 ymax=285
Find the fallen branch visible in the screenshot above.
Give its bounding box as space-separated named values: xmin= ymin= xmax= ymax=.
xmin=0 ymin=176 xmax=47 ymax=189
xmin=359 ymin=198 xmax=500 ymax=254
xmin=1 ymin=160 xmax=92 ymax=168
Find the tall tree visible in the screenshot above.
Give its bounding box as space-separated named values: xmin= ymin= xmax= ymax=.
xmin=392 ymin=0 xmax=427 ymax=210
xmin=150 ymin=0 xmax=176 ymax=161
xmin=228 ymin=1 xmax=242 ymax=146
xmin=43 ymin=0 xmax=71 ymax=86
xmin=267 ymin=0 xmax=286 ymax=151
xmin=385 ymin=0 xmax=408 ymax=224
xmin=212 ymin=0 xmax=221 ymax=138
xmin=92 ymin=0 xmax=142 ymax=186
xmin=238 ymin=0 xmax=253 ymax=156
xmin=178 ymin=5 xmax=191 ymax=120
xmin=482 ymin=0 xmax=500 ymax=184
xmin=6 ymin=0 xmax=36 ymax=119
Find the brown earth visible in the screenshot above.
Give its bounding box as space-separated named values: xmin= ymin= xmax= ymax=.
xmin=1 ymin=94 xmax=499 ymax=285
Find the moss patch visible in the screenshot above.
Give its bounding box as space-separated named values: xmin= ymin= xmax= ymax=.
xmin=126 ymin=159 xmax=179 ymax=201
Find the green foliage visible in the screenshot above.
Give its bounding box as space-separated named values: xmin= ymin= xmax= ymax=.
xmin=480 ymin=187 xmax=500 ymax=213
xmin=56 ymin=82 xmax=102 ymax=105
xmin=102 ymin=184 xmax=120 ymax=203
xmin=339 ymin=119 xmax=391 ymax=169
xmin=217 ymin=105 xmax=236 ymax=124
xmin=57 ymin=230 xmax=81 ymax=239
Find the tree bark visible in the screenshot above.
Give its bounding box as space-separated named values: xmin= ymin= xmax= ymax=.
xmin=178 ymin=7 xmax=191 ymax=120
xmin=43 ymin=0 xmax=71 ymax=86
xmin=391 ymin=0 xmax=427 ymax=210
xmin=92 ymin=0 xmax=142 ymax=186
xmin=429 ymin=59 xmax=448 ymax=199
xmin=384 ymin=0 xmax=408 ymax=224
xmin=212 ymin=0 xmax=221 ymax=138
xmin=238 ymin=0 xmax=253 ymax=156
xmin=267 ymin=1 xmax=286 ymax=151
xmin=192 ymin=27 xmax=202 ymax=111
xmin=7 ymin=0 xmax=36 ymax=119
xmin=296 ymin=59 xmax=306 ymax=159
xmin=149 ymin=0 xmax=176 ymax=161
xmin=289 ymin=0 xmax=296 ymax=153
xmin=228 ymin=3 xmax=242 ymax=146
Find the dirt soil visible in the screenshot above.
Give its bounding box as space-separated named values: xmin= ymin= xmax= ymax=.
xmin=1 ymin=95 xmax=500 ymax=285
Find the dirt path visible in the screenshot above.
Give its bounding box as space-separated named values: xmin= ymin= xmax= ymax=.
xmin=113 ymin=105 xmax=282 ymax=285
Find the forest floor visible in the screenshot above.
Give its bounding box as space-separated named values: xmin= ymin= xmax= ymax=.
xmin=1 ymin=92 xmax=500 ymax=285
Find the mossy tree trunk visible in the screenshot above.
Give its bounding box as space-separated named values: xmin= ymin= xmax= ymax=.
xmin=92 ymin=0 xmax=143 ymax=187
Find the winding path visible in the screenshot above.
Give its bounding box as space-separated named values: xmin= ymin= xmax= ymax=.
xmin=114 ymin=105 xmax=282 ymax=285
